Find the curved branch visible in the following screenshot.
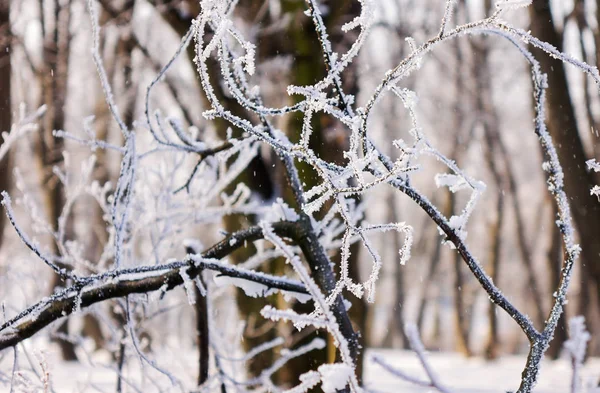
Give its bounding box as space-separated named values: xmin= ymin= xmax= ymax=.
xmin=386 ymin=178 xmax=540 ymax=341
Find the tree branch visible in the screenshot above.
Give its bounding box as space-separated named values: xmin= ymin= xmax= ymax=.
xmin=0 ymin=221 xmax=308 ymax=351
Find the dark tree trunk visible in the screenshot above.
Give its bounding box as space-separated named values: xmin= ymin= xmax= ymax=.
xmin=195 ymin=283 xmax=210 ymax=386
xmin=39 ymin=0 xmax=76 ymax=361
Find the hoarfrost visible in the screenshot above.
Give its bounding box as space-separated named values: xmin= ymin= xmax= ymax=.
xmin=496 ymin=0 xmax=532 ymax=11
xmin=318 ymin=363 xmax=353 ymax=393
xmin=179 ymin=267 xmax=196 ymax=305
xmin=283 ymin=371 xmax=321 ymax=393
xmin=434 ymin=173 xmax=469 ymax=193
xmin=587 ymin=159 xmax=600 ymax=200
xmin=265 ymin=198 xmax=300 ymax=222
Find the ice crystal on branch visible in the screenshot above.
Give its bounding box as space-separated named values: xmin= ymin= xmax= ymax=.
xmin=587 ymin=159 xmax=600 ymax=200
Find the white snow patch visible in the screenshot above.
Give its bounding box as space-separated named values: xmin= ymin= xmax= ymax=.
xmin=213 ymin=275 xmax=271 ymax=298
xmin=282 ymin=290 xmax=312 ymax=304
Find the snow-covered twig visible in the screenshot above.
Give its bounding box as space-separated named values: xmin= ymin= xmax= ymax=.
xmin=86 ymin=0 xmax=129 ymax=137
xmin=0 ymin=105 xmax=46 ymax=162
xmin=1 ymin=192 xmax=78 ymax=282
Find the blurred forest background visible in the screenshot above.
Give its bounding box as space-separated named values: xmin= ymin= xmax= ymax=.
xmin=0 ymin=0 xmax=599 ymax=381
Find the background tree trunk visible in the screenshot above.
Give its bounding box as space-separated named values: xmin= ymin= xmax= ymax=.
xmin=39 ymin=0 xmax=76 ymax=361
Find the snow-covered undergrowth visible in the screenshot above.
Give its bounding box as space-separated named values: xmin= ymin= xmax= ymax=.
xmin=1 ymin=342 xmax=598 ymax=393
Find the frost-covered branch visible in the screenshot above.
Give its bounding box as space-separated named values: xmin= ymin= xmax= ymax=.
xmin=0 ymin=105 xmax=46 ymax=163
xmin=1 ymin=192 xmax=77 ymax=281
xmin=0 ymin=221 xmax=309 ymax=351
xmin=86 ymin=0 xmax=129 ymax=137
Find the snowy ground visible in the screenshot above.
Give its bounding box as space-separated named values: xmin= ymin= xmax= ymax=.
xmin=365 ymin=349 xmax=600 ymax=393
xmin=1 ymin=343 xmax=599 ymax=392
